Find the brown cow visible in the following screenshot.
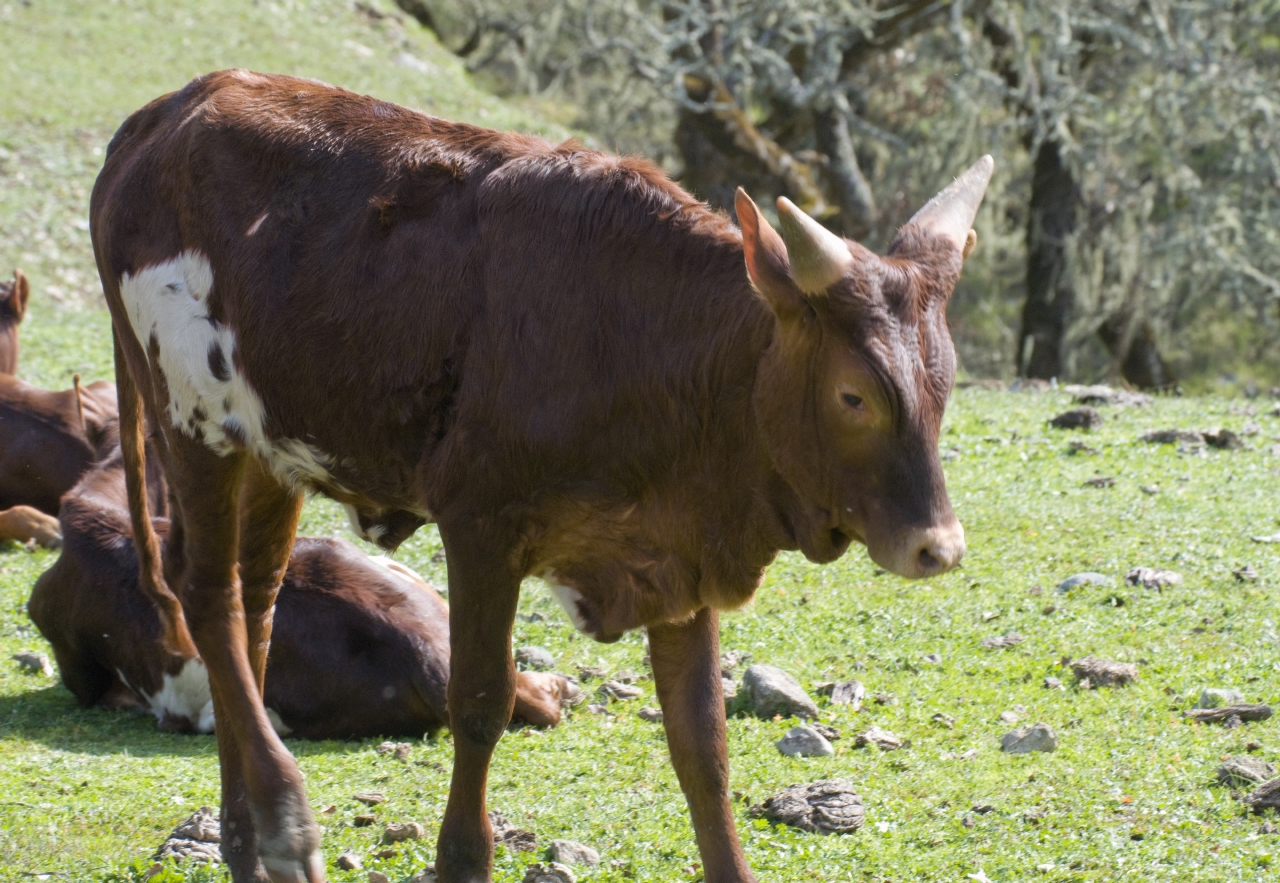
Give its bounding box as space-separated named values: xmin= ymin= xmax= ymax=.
xmin=0 ymin=373 xmax=120 ymax=515
xmin=0 ymin=268 xmax=29 ymax=374
xmin=29 ymin=447 xmax=576 ymax=737
xmin=0 ymin=504 xmax=61 ymax=548
xmin=90 ymin=70 xmax=990 ymax=883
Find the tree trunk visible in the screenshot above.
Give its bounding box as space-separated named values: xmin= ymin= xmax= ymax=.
xmin=1097 ymin=315 xmax=1175 ymax=390
xmin=813 ymin=108 xmax=877 ymax=240
xmin=1017 ymin=138 xmax=1078 ymax=379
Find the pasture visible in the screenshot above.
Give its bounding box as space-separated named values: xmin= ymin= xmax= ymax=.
xmin=2 ymin=2 xmax=1279 ymax=882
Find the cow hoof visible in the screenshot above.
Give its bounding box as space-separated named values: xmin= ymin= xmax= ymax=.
xmin=263 ymin=849 xmax=325 ymax=883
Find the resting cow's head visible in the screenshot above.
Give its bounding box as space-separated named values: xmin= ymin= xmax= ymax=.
xmin=737 ymin=156 xmax=992 ymax=578
xmin=0 ymin=268 xmax=29 ymax=375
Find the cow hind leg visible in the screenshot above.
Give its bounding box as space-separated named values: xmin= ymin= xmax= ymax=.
xmin=166 ymin=439 xmax=321 ymax=883
xmin=434 ymin=520 xmax=523 ymax=883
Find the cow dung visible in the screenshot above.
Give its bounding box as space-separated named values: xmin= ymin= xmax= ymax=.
xmin=1244 ymin=777 xmax=1280 ymax=813
xmin=1049 ymin=407 xmax=1103 ymax=430
xmin=1218 ymin=756 xmax=1277 ymax=788
xmin=750 ymin=780 xmax=865 ymax=834
xmin=489 ymin=811 xmax=537 ymax=852
xmin=522 ymin=862 xmax=577 ymax=883
xmin=1125 ymin=567 xmax=1183 ymax=590
xmin=155 ymin=806 xmax=222 ymax=864
xmin=382 ymin=822 xmax=424 ymax=844
xmin=1183 ymin=704 xmax=1273 ymax=725
xmin=336 ymin=851 xmax=363 ymax=871
xmin=981 ymin=632 xmax=1024 ymax=650
xmin=1070 ymin=656 xmax=1139 ymax=688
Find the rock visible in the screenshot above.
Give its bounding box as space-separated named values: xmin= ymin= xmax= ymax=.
xmin=382 ymin=822 xmax=424 ymax=844
xmin=1062 ymin=384 xmax=1152 ymax=407
xmin=613 ymin=669 xmax=640 ymax=684
xmin=1069 ymin=656 xmax=1139 ymax=688
xmin=1000 ymin=723 xmax=1058 ymax=754
xmin=1043 ymin=677 xmax=1063 ymax=690
xmin=337 ymin=852 xmax=363 ymax=871
xmin=408 ymin=866 xmax=438 ymax=883
xmin=998 ymin=710 xmax=1020 ymax=724
xmin=489 ymin=811 xmax=537 ymax=852
xmin=629 ymin=705 xmax=660 ymax=724
xmin=1244 ymin=777 xmax=1280 ymax=813
xmin=1056 ymin=572 xmax=1113 ymax=592
xmin=515 ymin=646 xmax=557 ymax=671
xmin=1083 ymin=475 xmax=1115 ymax=488
xmin=1140 ymin=429 xmax=1205 ymax=446
xmin=354 ymin=791 xmax=386 ymax=806
xmin=741 ymin=665 xmax=819 ymax=720
xmin=1183 ymin=704 xmax=1273 ymax=724
xmin=1260 ymin=820 xmax=1279 ymax=835
xmin=826 ymin=679 xmax=865 ymax=709
xmin=1234 ymin=565 xmax=1259 ymax=582
xmin=577 ymin=665 xmax=607 ymax=681
xmin=1253 ymin=532 xmax=1280 ymax=543
xmin=854 ymin=726 xmax=902 ymax=751
xmin=720 ymin=650 xmax=750 ymax=675
xmin=585 ymin=703 xmax=610 ymax=715
xmin=522 ymin=862 xmax=577 ymax=883
xmin=1204 ymin=428 xmax=1244 ymax=450
xmin=597 ymin=680 xmax=643 ymax=701
xmin=750 ymin=780 xmax=865 ymax=834
xmin=548 ymin=839 xmax=601 ymax=867
xmin=981 ymin=632 xmax=1024 ymax=649
xmin=12 ymin=651 xmax=54 ymax=676
xmin=776 ymin=726 xmax=836 ymax=758
xmin=1049 ymin=407 xmax=1103 ymax=430
xmin=376 ymin=741 xmax=413 ymax=760
xmin=1217 ymin=756 xmax=1276 ymax=788
xmin=368 ymin=872 xmax=390 ymax=883
xmin=1140 ymin=484 xmax=1160 ymax=495
xmin=1125 ymin=567 xmax=1183 ymax=590
xmin=931 ymin=712 xmax=955 ymax=728
xmin=1197 ymin=688 xmax=1246 ymax=709
xmin=155 ymin=806 xmax=222 ymax=863
xmin=721 ymin=676 xmax=739 ymax=711
xmin=354 ymin=814 xmax=377 ymax=827
xmin=922 ymin=652 xmax=943 ymax=664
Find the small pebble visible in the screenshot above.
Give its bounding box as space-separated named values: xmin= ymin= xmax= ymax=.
xmin=408 ymin=866 xmax=438 ymax=883
xmin=336 ymin=852 xmax=363 ymax=871
xmin=354 ymin=791 xmax=386 ymax=806
xmin=1125 ymin=567 xmax=1182 ymax=590
xmin=1056 ymin=572 xmax=1113 ymax=592
xmin=368 ymin=873 xmax=390 ymax=883
xmin=922 ymin=652 xmax=943 ymax=664
xmin=597 ymin=680 xmax=643 ymax=701
xmin=1043 ymin=677 xmax=1063 ymax=690
xmin=981 ymin=633 xmax=1023 ymax=650
xmin=1049 ymin=407 xmax=1103 ymax=430
xmin=854 ymin=726 xmax=902 ymax=751
xmin=353 ymin=814 xmax=377 ymax=827
xmin=637 ymin=706 xmax=663 ymax=723
xmin=776 ymin=726 xmax=835 ymax=758
xmin=999 ymin=710 xmax=1020 ymax=724
xmin=549 ymin=839 xmax=601 ymax=867
xmin=515 ymin=646 xmax=556 ymax=671
xmin=12 ymin=652 xmax=53 ymax=677
xmin=1000 ymin=723 xmax=1058 ymax=754
xmin=522 ymin=862 xmax=577 ymax=883
xmin=382 ymin=822 xmax=424 ymax=843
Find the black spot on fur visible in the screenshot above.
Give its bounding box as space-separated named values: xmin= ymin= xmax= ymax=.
xmin=207 ymin=342 xmax=230 ymax=382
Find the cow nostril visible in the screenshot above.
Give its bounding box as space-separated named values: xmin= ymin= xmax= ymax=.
xmin=917 ymin=547 xmax=942 ymax=574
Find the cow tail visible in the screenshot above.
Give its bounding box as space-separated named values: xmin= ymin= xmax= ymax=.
xmin=114 ymin=326 xmax=193 ymax=655
xmin=72 ymin=374 xmax=85 ymax=434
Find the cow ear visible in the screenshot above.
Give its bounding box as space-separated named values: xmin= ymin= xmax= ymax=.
xmin=735 ymin=188 xmax=806 ymax=317
xmin=895 ymin=155 xmax=994 ymax=259
xmin=2 ymin=269 xmax=28 ymax=322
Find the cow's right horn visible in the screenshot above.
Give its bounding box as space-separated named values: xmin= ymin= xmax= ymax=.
xmin=776 ymin=197 xmax=852 ymax=295
xmin=906 ymin=155 xmax=995 ymax=253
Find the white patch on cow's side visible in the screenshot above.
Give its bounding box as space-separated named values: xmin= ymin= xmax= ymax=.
xmin=265 ymin=707 xmax=292 ymax=735
xmin=123 ymin=656 xmax=214 ymax=732
xmin=118 ymin=251 xmax=340 ymax=491
xmin=541 ymin=571 xmax=589 ymax=634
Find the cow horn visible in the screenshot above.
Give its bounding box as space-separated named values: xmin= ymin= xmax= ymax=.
xmin=905 ymin=155 xmax=995 ymax=252
xmin=776 ymin=197 xmax=852 ymax=295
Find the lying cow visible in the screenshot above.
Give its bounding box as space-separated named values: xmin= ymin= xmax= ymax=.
xmin=92 ymin=70 xmax=989 ymax=883
xmin=0 ymin=268 xmax=28 ymax=374
xmin=29 ymin=447 xmax=577 ymax=737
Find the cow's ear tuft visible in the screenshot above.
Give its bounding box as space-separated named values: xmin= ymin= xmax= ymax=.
xmin=735 ymin=188 xmax=806 ymax=318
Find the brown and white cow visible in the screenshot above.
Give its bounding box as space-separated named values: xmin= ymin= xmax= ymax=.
xmin=90 ymin=70 xmax=990 ymax=883
xmin=0 ymin=268 xmax=29 ymax=375
xmin=29 ymin=446 xmax=576 ymax=738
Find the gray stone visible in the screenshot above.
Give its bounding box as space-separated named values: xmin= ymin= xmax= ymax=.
xmin=12 ymin=651 xmax=53 ymax=676
xmin=1245 ymin=777 xmax=1280 ymax=813
xmin=750 ymin=780 xmax=865 ymax=834
xmin=1197 ymin=687 xmax=1246 ymax=709
xmin=637 ymin=706 xmax=663 ymax=723
xmin=722 ymin=676 xmax=739 ymax=713
xmin=1056 ymin=572 xmax=1113 ymax=593
xmin=827 ymin=680 xmax=864 ymax=709
xmin=776 ymin=726 xmax=836 ymax=758
xmin=742 ymin=665 xmax=819 ymax=720
xmin=981 ymin=633 xmax=1024 ymax=649
xmin=337 ymin=852 xmax=363 ymax=871
xmin=1217 ymin=756 xmax=1276 ymax=788
xmin=549 ymin=839 xmax=601 ymax=867
xmin=854 ymin=726 xmax=902 ymax=751
xmin=522 ymin=862 xmax=577 ymax=883
xmin=1000 ymin=722 xmax=1058 ymax=754
xmin=515 ymin=646 xmax=557 ymax=671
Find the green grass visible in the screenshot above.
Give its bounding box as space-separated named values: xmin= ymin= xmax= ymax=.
xmin=4 ymin=3 xmax=1280 ymax=882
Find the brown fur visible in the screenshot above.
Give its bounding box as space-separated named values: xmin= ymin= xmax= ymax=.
xmin=90 ymin=71 xmax=980 ymax=883
xmin=0 ymin=269 xmax=28 ymax=374
xmin=0 ymin=504 xmax=61 ymax=548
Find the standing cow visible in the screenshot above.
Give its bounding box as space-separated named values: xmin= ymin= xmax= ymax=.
xmin=90 ymin=70 xmax=990 ymax=883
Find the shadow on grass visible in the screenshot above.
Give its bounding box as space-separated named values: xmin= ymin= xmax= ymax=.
xmin=0 ymin=684 xmax=393 ymax=759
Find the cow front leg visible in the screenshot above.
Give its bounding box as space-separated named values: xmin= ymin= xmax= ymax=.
xmin=168 ymin=442 xmax=322 ymax=883
xmin=434 ymin=521 xmax=522 ymax=883
xmin=649 ymin=607 xmax=756 ymax=883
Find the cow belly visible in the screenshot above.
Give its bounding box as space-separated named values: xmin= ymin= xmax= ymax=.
xmin=117 ymin=250 xmax=342 ymax=490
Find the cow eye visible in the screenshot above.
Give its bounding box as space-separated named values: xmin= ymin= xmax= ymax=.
xmin=841 ymin=393 xmax=864 ymax=410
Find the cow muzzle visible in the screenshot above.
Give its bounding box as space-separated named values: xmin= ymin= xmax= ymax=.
xmin=872 ymin=519 xmax=966 ymax=579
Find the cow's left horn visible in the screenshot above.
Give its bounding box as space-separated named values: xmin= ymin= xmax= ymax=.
xmin=906 ymin=155 xmax=995 ymax=252
xmin=776 ymin=197 xmax=852 ymax=295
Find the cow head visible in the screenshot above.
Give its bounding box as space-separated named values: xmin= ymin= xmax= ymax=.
xmin=0 ymin=268 xmax=29 ymax=375
xmin=736 ymin=156 xmax=992 ymax=578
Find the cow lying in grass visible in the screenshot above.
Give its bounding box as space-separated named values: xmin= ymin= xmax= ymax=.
xmin=29 ymin=445 xmax=577 ymax=736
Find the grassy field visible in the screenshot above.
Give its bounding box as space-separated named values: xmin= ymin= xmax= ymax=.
xmin=4 ymin=3 xmax=1280 ymax=882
